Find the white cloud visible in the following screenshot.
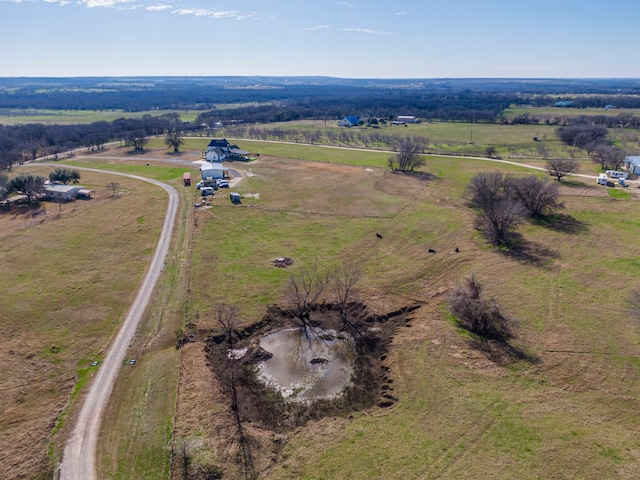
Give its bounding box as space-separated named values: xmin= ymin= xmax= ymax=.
xmin=337 ymin=1 xmax=356 ymax=6
xmin=79 ymin=0 xmax=133 ymax=7
xmin=146 ymin=4 xmax=171 ymax=11
xmin=342 ymin=28 xmax=390 ymax=35
xmin=395 ymin=11 xmax=405 ymax=16
xmin=44 ymin=0 xmax=71 ymax=5
xmin=302 ymin=25 xmax=330 ymax=31
xmin=171 ymin=7 xmax=253 ymax=20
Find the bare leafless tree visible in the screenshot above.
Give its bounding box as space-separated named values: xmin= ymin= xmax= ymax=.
xmin=546 ymin=157 xmax=578 ymax=182
xmin=214 ymin=303 xmax=240 ymax=348
xmin=106 ymin=182 xmax=120 ymax=197
xmin=591 ymin=144 xmax=626 ymax=170
xmin=467 ymin=172 xmax=523 ymax=245
xmin=286 ymin=265 xmax=331 ymax=328
xmin=466 ymin=171 xmax=514 ymax=211
xmin=512 ymin=176 xmax=564 ymax=217
xmin=333 ymin=262 xmax=363 ymax=333
xmin=475 ymin=199 xmax=525 ymax=246
xmin=389 ymin=139 xmax=426 ymax=172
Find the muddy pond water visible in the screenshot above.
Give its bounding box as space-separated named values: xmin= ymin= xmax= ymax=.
xmin=256 ymin=327 xmax=355 ymax=401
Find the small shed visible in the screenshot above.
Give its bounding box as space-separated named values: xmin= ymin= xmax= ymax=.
xmin=183 ymin=172 xmax=191 ymax=186
xmin=229 ymin=192 xmax=241 ymax=204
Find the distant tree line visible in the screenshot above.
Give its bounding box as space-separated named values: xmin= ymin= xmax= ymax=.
xmin=505 ymin=112 xmax=640 ymax=129
xmin=0 ymin=113 xmax=196 ymax=170
xmin=196 ymin=91 xmax=513 ymax=126
xmin=522 ymin=94 xmax=640 ymax=109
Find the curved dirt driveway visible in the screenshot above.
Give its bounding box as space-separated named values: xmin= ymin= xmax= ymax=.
xmin=48 ymin=166 xmax=179 ymax=480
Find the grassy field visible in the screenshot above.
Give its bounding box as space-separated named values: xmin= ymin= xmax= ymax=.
xmin=4 ymin=135 xmax=640 ymax=479
xmin=171 ymin=144 xmax=640 ymax=478
xmin=219 ymin=121 xmax=598 ymax=161
xmin=0 ymin=109 xmax=201 ymax=125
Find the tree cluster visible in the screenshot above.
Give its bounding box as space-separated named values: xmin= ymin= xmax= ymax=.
xmin=388 ymin=140 xmax=427 ymax=172
xmin=5 ymin=173 xmax=46 ymax=204
xmin=49 ymin=168 xmax=80 ymax=184
xmin=467 ymin=172 xmax=563 ymax=245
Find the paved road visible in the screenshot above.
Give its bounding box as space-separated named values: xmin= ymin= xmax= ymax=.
xmin=44 ymin=166 xmax=180 ymax=480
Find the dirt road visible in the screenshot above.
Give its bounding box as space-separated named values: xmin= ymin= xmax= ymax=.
xmin=52 ymin=166 xmax=179 ymax=480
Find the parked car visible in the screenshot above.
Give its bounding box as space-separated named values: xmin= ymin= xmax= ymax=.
xmin=196 ymin=181 xmax=204 ymax=190
xmin=201 ymin=186 xmax=215 ymax=197
xmin=217 ymin=181 xmax=229 ymax=188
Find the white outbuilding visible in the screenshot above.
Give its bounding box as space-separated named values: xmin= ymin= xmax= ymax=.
xmin=44 ymin=185 xmax=85 ymax=201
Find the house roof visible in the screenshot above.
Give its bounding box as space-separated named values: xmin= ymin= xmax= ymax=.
xmin=340 ymin=116 xmax=360 ymax=126
xmin=208 ymin=147 xmax=225 ymax=156
xmin=208 ymin=138 xmax=231 ymax=148
xmin=625 ymin=156 xmax=640 ymax=166
xmin=45 ymin=185 xmax=83 ymax=193
xmin=229 ymin=147 xmax=249 ymax=155
xmin=201 ymin=163 xmax=225 ymax=171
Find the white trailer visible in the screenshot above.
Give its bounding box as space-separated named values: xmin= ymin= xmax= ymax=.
xmin=606 ymin=170 xmax=628 ymax=180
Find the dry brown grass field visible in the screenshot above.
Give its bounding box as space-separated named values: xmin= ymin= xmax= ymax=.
xmin=0 ymin=166 xmax=167 ymax=479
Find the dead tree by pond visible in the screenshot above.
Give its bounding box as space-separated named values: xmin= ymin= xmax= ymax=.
xmin=214 ymin=303 xmax=240 ymax=349
xmin=285 ymin=265 xmax=331 ymax=331
xmin=333 ymin=262 xmax=363 ymax=336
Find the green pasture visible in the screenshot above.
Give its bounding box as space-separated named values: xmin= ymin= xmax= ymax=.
xmin=174 ymin=143 xmax=640 ymax=478
xmin=59 ymin=159 xmax=187 ymax=183
xmin=0 ymin=109 xmax=201 ymax=125
xmin=223 ymin=148 xmax=640 ymax=479
xmin=504 ymin=106 xmax=640 ymax=119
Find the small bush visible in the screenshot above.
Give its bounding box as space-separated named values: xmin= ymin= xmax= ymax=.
xmin=448 ymin=273 xmax=517 ymax=341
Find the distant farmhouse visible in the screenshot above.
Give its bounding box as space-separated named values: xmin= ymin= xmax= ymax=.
xmin=338 ymin=116 xmax=360 ymax=128
xmin=396 ymin=115 xmax=419 ymax=124
xmin=44 ymin=185 xmax=91 ymax=202
xmin=203 ymin=138 xmax=249 ymax=162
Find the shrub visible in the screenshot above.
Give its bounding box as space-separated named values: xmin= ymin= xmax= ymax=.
xmin=448 ymin=273 xmax=517 ymax=341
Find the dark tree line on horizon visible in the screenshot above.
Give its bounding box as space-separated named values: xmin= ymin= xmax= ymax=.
xmin=0 ymin=113 xmax=197 ymax=170
xmin=4 ymin=76 xmax=640 ymax=171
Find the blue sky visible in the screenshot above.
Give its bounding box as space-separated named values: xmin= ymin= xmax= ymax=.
xmin=2 ymin=0 xmax=640 ymax=78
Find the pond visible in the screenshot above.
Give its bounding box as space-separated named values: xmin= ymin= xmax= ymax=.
xmin=256 ymin=327 xmax=355 ymax=401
